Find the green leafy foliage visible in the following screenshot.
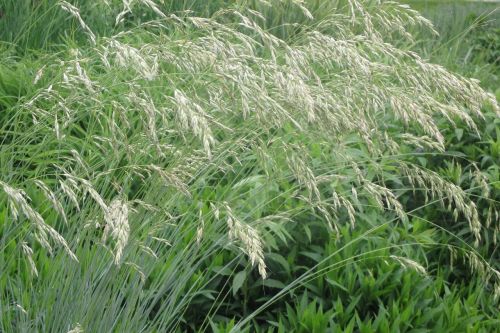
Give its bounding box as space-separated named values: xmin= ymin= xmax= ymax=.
xmin=0 ymin=1 xmax=499 ymax=332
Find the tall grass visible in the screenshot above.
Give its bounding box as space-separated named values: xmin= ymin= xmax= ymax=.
xmin=0 ymin=0 xmax=499 ymax=331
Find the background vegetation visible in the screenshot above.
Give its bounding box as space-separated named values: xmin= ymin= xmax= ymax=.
xmin=0 ymin=0 xmax=498 ymax=332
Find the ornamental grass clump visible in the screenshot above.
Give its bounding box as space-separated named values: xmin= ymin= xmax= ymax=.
xmin=0 ymin=0 xmax=498 ymax=331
